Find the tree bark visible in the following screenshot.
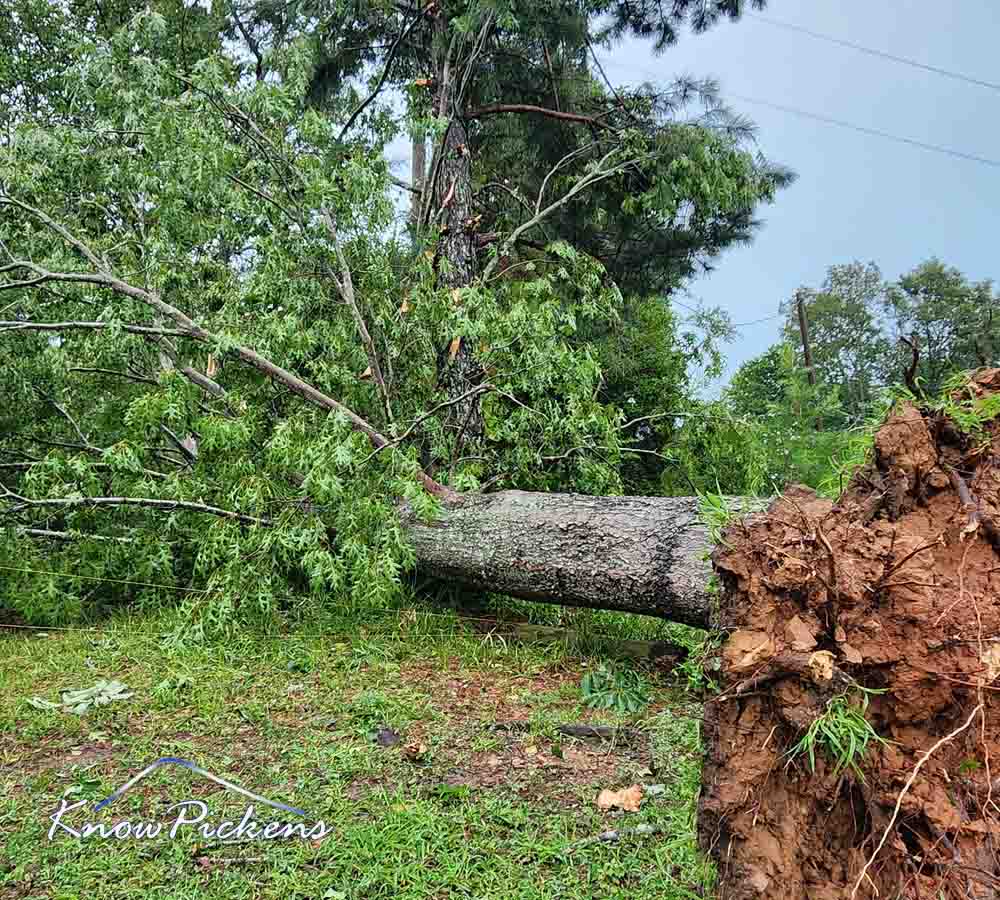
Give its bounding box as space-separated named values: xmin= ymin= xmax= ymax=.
xmin=403 ymin=490 xmax=718 ymax=628
xmin=429 ymin=16 xmax=486 ymax=444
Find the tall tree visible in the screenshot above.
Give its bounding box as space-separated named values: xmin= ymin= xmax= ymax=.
xmin=888 ymin=259 xmax=999 ymax=395
xmin=782 ymin=261 xmax=893 ymax=423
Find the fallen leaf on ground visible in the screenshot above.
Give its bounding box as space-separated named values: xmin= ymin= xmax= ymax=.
xmin=596 ymin=784 xmax=643 ymax=812
xmin=808 ymin=650 xmax=835 ymax=683
xmin=404 ymin=740 xmax=428 ymax=759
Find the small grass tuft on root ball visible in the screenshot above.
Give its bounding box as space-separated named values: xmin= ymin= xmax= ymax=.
xmin=789 ymin=688 xmax=888 ymax=781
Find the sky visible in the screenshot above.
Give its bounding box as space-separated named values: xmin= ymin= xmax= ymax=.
xmin=591 ymin=0 xmax=1000 ymax=386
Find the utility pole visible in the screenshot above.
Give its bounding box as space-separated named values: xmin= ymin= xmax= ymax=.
xmin=796 ymin=289 xmax=816 ymax=387
xmin=795 ymin=289 xmax=822 ymax=431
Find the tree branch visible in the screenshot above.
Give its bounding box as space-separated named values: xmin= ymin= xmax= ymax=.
xmin=37 ymin=391 xmax=95 ymax=451
xmin=389 ymin=174 xmax=419 ymax=194
xmin=0 ymin=319 xmax=193 ymax=338
xmin=336 ymin=10 xmax=427 ymax=143
xmin=900 ymin=334 xmax=921 ymax=396
xmin=69 ymin=367 xmax=157 ymax=386
xmin=3 ymin=317 xmax=231 ymax=411
xmin=2 ymin=197 xmax=455 ymax=501
xmin=1 ymin=486 xmax=271 ymax=527
xmin=482 ymin=148 xmax=643 ymax=281
xmin=465 ymin=104 xmax=614 ymax=130
xmin=9 ymin=526 xmax=135 ymax=544
xmin=364 ymin=383 xmax=494 ymax=463
xmin=227 ymin=173 xmax=298 ymax=225
xmin=322 ymin=215 xmax=394 ymax=425
xmin=160 ymin=424 xmax=198 ymax=464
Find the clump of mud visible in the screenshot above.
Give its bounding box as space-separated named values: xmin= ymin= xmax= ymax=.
xmin=699 ymin=369 xmax=1000 ymax=899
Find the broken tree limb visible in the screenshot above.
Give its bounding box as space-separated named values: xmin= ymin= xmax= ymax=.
xmin=402 ymin=490 xmax=725 ymax=627
xmin=0 ymin=193 xmax=748 ymax=626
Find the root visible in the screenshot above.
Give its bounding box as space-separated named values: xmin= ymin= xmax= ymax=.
xmin=946 ymin=463 xmax=1000 ymax=554
xmin=852 ymin=704 xmax=984 ymax=898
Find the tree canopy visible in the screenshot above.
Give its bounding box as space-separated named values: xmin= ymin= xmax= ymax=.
xmin=0 ymin=0 xmax=789 ymax=629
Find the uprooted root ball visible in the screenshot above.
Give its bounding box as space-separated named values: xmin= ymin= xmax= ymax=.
xmin=699 ymin=369 xmax=1000 ymax=900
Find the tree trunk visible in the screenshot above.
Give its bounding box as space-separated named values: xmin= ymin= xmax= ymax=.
xmin=403 ymin=490 xmax=717 ymax=628
xmin=430 ymin=17 xmax=485 ymax=443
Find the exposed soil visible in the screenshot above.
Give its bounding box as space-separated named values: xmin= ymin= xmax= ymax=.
xmin=699 ymin=369 xmax=1000 ymax=900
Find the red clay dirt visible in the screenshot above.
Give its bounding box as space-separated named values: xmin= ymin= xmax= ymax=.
xmin=699 ymin=369 xmax=1000 ymax=899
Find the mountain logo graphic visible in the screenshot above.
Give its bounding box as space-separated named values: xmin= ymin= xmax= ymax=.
xmin=93 ymin=757 xmax=307 ymax=817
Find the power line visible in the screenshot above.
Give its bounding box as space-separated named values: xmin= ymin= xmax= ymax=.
xmin=726 ymin=93 xmax=1000 ymax=169
xmin=659 ymin=295 xmax=782 ymax=331
xmin=750 ymin=15 xmax=1000 ymax=94
xmin=595 ymin=62 xmax=1000 ymax=169
xmin=731 ymin=312 xmax=783 ymax=328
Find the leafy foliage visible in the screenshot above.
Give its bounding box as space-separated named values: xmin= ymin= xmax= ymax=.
xmin=888 ymin=259 xmax=1000 ymax=396
xmin=580 ymin=663 xmax=651 ymax=713
xmin=27 ymin=679 xmax=133 ymax=715
xmin=0 ymin=1 xmax=788 ymax=630
xmin=779 ymin=259 xmax=998 ymax=421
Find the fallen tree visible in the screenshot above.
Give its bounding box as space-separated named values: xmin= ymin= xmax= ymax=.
xmin=7 ymin=10 xmax=1000 ymax=898
xmin=1 ymin=0 xmax=785 ymax=627
xmin=0 ymin=194 xmax=723 ymax=625
xmin=403 ymin=490 xmax=717 ymax=627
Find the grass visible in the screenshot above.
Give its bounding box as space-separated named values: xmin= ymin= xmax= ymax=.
xmin=788 ymin=689 xmax=888 ymax=781
xmin=0 ymin=604 xmax=714 ymax=900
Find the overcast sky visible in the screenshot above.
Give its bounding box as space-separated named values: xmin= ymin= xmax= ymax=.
xmin=594 ymin=0 xmax=999 ymax=385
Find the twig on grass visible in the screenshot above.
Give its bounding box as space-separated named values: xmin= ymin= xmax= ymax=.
xmin=564 ymin=823 xmax=660 ymax=853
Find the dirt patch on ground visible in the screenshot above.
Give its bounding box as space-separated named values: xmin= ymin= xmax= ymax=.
xmin=700 ymin=369 xmax=1000 ymax=899
xmin=12 ymin=740 xmax=116 ymax=773
xmin=371 ymin=661 xmax=659 ymax=806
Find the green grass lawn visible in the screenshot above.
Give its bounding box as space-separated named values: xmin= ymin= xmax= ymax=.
xmin=1 ymin=608 xmax=712 ymax=900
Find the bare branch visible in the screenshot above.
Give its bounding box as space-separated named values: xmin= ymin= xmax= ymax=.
xmin=9 ymin=526 xmax=135 ymax=544
xmin=900 ymin=334 xmax=920 ymax=396
xmin=230 ymin=8 xmax=265 ymax=82
xmin=536 ymin=138 xmax=607 ymax=215
xmin=37 ymin=392 xmax=95 ymax=451
xmin=337 ymin=9 xmax=427 ymax=143
xmin=541 ymin=39 xmax=561 ymax=112
xmin=389 ymin=175 xmax=419 ymax=194
xmin=69 ymin=367 xmax=157 ymax=385
xmin=160 ymin=424 xmax=198 ymax=464
xmin=465 ymin=104 xmax=614 ymax=131
xmin=1 ymin=488 xmax=271 ymax=527
xmin=227 ymin=173 xmax=298 ymax=225
xmin=365 ymin=383 xmax=494 ymax=463
xmin=0 ymin=318 xmax=192 ymax=337
xmin=148 ymin=334 xmax=232 ymax=409
xmin=482 ymin=148 xmax=644 ymax=281
xmin=4 ymin=316 xmax=228 ymax=409
xmin=322 ymin=216 xmax=394 ymax=425
xmin=0 ymin=194 xmax=108 ymax=271
xmin=586 ymin=35 xmax=640 ymax=126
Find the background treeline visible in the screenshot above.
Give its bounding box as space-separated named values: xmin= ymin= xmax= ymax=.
xmin=630 ymin=257 xmax=999 ymax=498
